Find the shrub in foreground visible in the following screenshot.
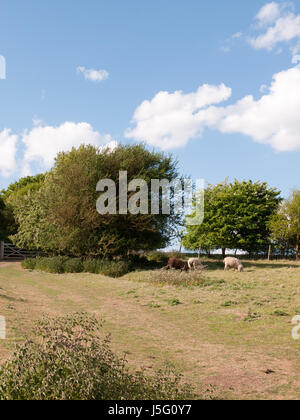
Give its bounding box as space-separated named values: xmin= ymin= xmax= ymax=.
xmin=0 ymin=313 xmax=197 ymax=400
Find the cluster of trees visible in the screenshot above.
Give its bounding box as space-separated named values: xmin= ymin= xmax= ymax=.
xmin=0 ymin=143 xmax=299 ymax=260
xmin=183 ymin=180 xmax=281 ymax=258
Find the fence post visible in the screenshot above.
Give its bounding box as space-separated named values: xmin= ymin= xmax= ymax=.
xmin=0 ymin=242 xmax=4 ymax=260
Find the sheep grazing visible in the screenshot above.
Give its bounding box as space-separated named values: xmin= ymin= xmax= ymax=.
xmin=167 ymin=258 xmax=188 ymax=272
xmin=224 ymin=257 xmax=244 ymax=272
xmin=188 ymin=258 xmax=206 ymax=271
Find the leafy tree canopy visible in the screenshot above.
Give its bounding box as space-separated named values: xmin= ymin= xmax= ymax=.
xmin=268 ymin=190 xmax=300 ymax=259
xmin=183 ymin=180 xmax=281 ymax=254
xmin=11 ymin=144 xmax=181 ymax=257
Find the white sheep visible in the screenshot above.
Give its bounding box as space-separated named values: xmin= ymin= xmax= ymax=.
xmin=224 ymin=257 xmax=244 ymax=272
xmin=188 ymin=258 xmax=206 ymax=270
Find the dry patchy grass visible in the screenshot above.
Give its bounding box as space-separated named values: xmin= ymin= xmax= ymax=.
xmin=0 ymin=259 xmax=300 ymax=399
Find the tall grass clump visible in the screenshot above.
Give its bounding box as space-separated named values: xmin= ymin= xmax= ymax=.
xmin=0 ymin=313 xmax=197 ymax=400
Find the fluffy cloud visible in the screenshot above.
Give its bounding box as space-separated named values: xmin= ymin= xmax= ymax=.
xmin=0 ymin=129 xmax=18 ymax=176
xmin=255 ymin=2 xmax=281 ymax=26
xmin=216 ymin=67 xmax=300 ymax=151
xmin=22 ymin=121 xmax=116 ymax=169
xmin=249 ymin=2 xmax=300 ymax=51
xmin=77 ymin=66 xmax=109 ymax=82
xmin=125 ymin=84 xmax=232 ymax=149
xmin=0 ymin=121 xmax=117 ymax=178
xmin=126 ymin=66 xmax=300 ymax=152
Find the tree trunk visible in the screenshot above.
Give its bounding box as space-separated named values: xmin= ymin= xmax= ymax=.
xmin=198 ymin=246 xmax=201 ymax=259
xmin=268 ymin=244 xmax=272 ymax=261
xmin=222 ymin=248 xmax=226 ymax=259
xmin=296 ymin=235 xmax=299 ymax=261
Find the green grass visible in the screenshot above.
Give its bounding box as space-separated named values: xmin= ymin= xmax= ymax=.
xmin=1 ymin=259 xmax=300 ymax=400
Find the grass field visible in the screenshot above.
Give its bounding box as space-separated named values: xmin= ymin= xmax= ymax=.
xmin=0 ymin=259 xmax=300 ymax=400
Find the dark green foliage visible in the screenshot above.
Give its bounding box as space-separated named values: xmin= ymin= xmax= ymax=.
xmin=11 ymin=145 xmax=180 ymax=257
xmin=0 ymin=313 xmax=197 ymax=400
xmin=82 ymin=258 xmax=103 ymax=274
xmin=22 ymin=257 xmax=131 ymax=277
xmin=0 ymin=196 xmax=12 ymax=241
xmin=35 ymin=256 xmax=68 ymax=274
xmin=63 ymin=258 xmax=84 ymax=273
xmin=99 ymin=260 xmax=131 ymax=278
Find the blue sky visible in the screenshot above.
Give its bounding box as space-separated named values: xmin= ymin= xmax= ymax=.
xmin=1 ymin=0 xmax=300 ymax=197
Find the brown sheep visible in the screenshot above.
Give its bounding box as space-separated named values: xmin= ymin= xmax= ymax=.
xmin=167 ymin=258 xmax=188 ymax=272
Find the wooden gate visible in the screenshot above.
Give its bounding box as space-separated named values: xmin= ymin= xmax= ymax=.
xmin=0 ymin=242 xmax=38 ymax=261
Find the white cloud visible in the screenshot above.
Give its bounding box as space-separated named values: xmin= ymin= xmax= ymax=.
xmin=125 ymin=84 xmax=232 ymax=149
xmin=22 ymin=121 xmax=116 ymax=169
xmin=215 ymin=66 xmax=300 ymax=151
xmin=126 ymin=66 xmax=300 ymax=152
xmin=0 ymin=129 xmax=18 ymax=177
xmin=77 ymin=66 xmax=109 ymax=82
xmin=255 ymin=2 xmax=281 ymax=26
xmin=249 ymin=2 xmax=300 ymax=51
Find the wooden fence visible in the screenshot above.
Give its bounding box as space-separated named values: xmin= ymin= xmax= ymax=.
xmin=0 ymin=241 xmax=38 ymax=261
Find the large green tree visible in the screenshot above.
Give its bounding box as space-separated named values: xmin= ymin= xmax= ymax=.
xmin=268 ymin=190 xmax=300 ymax=260
xmin=11 ymin=144 xmax=181 ymax=257
xmin=183 ymin=180 xmax=281 ymax=257
xmin=0 ymin=174 xmax=45 ymax=242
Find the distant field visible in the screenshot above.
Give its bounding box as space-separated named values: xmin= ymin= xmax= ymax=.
xmin=0 ymin=260 xmax=300 ymax=400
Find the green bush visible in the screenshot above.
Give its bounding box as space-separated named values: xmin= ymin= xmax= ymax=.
xmin=0 ymin=313 xmax=197 ymax=400
xmin=21 ymin=258 xmax=37 ymax=270
xmin=22 ymin=256 xmax=132 ymax=278
xmin=99 ymin=260 xmax=131 ymax=278
xmin=83 ymin=258 xmax=103 ymax=274
xmin=64 ymin=258 xmax=84 ymax=273
xmin=34 ymin=256 xmax=68 ymax=274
